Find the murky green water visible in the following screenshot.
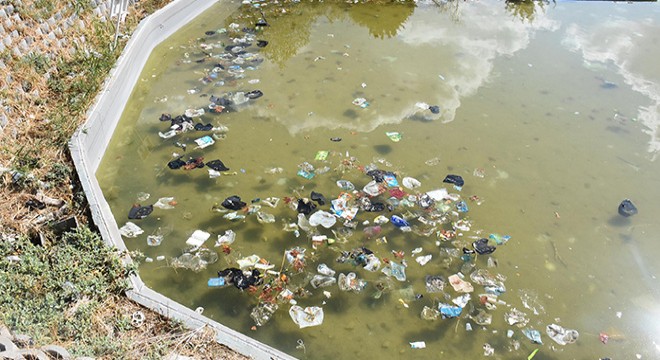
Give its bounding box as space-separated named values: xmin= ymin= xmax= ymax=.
xmin=98 ymin=1 xmax=660 ymax=359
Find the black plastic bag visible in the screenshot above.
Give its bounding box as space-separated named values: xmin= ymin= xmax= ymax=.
xmin=167 ymin=158 xmax=186 ymax=170
xmin=472 ymin=238 xmax=496 ymax=255
xmin=128 ymin=204 xmax=153 ymax=219
xmin=310 ymin=191 xmax=326 ymax=205
xmin=443 ymin=174 xmax=464 ymax=187
xmin=206 ymin=159 xmax=230 ymax=172
xmin=297 ymin=198 xmax=316 ymax=215
xmin=222 ymin=196 xmax=246 ymax=210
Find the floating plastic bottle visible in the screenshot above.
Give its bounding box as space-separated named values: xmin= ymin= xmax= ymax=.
xmin=390 ymin=215 xmax=410 ymax=228
xmin=310 ymin=275 xmax=337 ymax=288
xmin=251 ymin=302 xmax=279 ymax=326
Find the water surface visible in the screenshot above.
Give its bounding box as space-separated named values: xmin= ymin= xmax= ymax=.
xmin=98 ymin=1 xmax=660 ymax=359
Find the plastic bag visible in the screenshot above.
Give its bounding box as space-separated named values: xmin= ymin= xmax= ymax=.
xmin=289 ymin=306 xmax=324 ymax=328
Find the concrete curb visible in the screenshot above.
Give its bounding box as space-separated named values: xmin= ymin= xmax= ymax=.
xmin=69 ymin=1 xmax=297 ymax=359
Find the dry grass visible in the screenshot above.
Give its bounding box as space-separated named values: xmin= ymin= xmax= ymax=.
xmin=90 ymin=296 xmax=249 ymax=360
xmin=0 ymin=1 xmax=248 ymax=358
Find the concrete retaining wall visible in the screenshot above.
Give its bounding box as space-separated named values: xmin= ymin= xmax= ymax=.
xmin=69 ymin=1 xmax=296 ymax=359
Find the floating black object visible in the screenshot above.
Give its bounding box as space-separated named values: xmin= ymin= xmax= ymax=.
xmin=367 ymin=169 xmax=387 ymax=183
xmin=310 ymin=191 xmax=326 ymax=206
xmin=618 ymin=199 xmax=638 ymax=217
xmin=257 ymin=40 xmax=269 ymax=48
xmin=296 ymin=198 xmax=316 ymax=215
xmin=128 ymin=204 xmax=153 ymax=220
xmin=222 ymin=196 xmax=246 ymax=210
xmin=167 ymin=158 xmax=186 ymax=170
xmin=429 ymin=105 xmax=440 ymax=114
xmin=218 ymin=268 xmax=262 ymax=290
xmin=205 ymin=30 xmax=216 ymax=36
xmin=472 ymin=238 xmax=496 ymax=255
xmin=194 ymin=123 xmax=213 ymax=131
xmin=365 ymin=202 xmax=386 ymax=212
xmin=330 ymin=137 xmax=342 ymax=142
xmin=443 ymin=174 xmax=464 ymax=187
xmin=245 ymin=90 xmax=263 ymax=99
xmin=159 ymin=113 xmax=172 ymax=122
xmin=206 ymin=159 xmax=230 ymax=172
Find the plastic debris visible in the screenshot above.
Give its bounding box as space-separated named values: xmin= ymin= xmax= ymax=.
xmin=153 ymin=197 xmax=176 ymax=209
xmin=443 ymin=174 xmax=464 ymax=188
xmin=289 ymin=306 xmax=324 ymax=328
xmin=218 ymin=267 xmax=262 ymax=289
xmin=385 ymin=131 xmax=401 ymax=142
xmin=119 ymin=222 xmax=144 ymax=238
xmin=472 ymin=238 xmax=496 ymax=255
xmin=208 ymin=277 xmax=226 ymax=287
xmin=310 ymin=275 xmax=336 ymax=288
xmin=194 ymin=135 xmax=215 ymax=149
xmin=483 ymin=343 xmax=494 ymax=356
xmin=381 ymin=261 xmax=406 ymax=281
xmin=237 ymin=254 xmax=261 ymax=269
xmin=338 ymin=272 xmax=367 ymax=292
xmin=336 ymin=180 xmax=355 ymax=191
xmin=206 ymin=159 xmax=230 ymax=172
xmin=409 ymin=341 xmax=426 ymax=349
xmin=222 ymin=195 xmax=246 ymax=210
xmin=352 ymin=97 xmax=369 ymax=108
xmin=546 ymin=324 xmax=579 ymax=345
xmin=425 ymin=275 xmax=445 ymax=293
xmin=618 ymin=199 xmax=638 ymax=217
xmin=390 ymin=215 xmax=410 ymax=228
xmin=489 ymin=233 xmax=511 ymax=245
xmin=421 ymin=306 xmax=440 ymax=320
xmin=402 ymin=177 xmax=421 ymax=189
xmin=172 ymin=248 xmax=218 ymax=272
xmin=522 ymin=329 xmax=543 ymax=344
xmin=128 ymin=204 xmax=153 ymax=220
xmin=317 ymin=263 xmax=336 ymax=276
xmin=251 ymin=302 xmax=279 ymax=326
xmin=308 ymin=210 xmax=337 ymax=228
xmin=505 ymin=308 xmax=529 ymax=326
xmin=416 ymin=254 xmax=433 ymax=266
xmin=448 ymin=274 xmax=473 ymax=293
xmin=439 ymin=303 xmax=462 ymax=318
xmin=186 ymin=230 xmax=210 ymax=248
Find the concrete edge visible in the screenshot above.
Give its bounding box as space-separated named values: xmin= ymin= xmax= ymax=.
xmin=69 ymin=1 xmax=297 ymax=359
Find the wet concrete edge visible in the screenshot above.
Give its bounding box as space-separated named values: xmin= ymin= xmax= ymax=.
xmin=68 ymin=1 xmax=297 ymax=359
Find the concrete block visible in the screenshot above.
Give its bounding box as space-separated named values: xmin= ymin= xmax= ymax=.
xmin=0 ymin=41 xmax=4 ymax=53
xmin=0 ymin=24 xmax=4 ymax=35
xmin=40 ymin=344 xmax=72 ymax=359
xmin=11 ymin=333 xmax=33 ymax=348
xmin=0 ymin=335 xmax=18 ymax=352
xmin=47 ymin=17 xmax=56 ymax=28
xmin=0 ymin=9 xmax=7 ymax=19
xmin=0 ymin=325 xmax=11 ymax=338
xmin=18 ymin=348 xmax=50 ymax=360
xmin=12 ymin=46 xmax=21 ymax=58
xmin=40 ymin=22 xmax=49 ymax=33
xmin=10 ymin=30 xmax=18 ymax=38
xmin=48 ymin=32 xmax=57 ymax=41
xmin=5 ymin=5 xmax=14 ymax=15
xmin=3 ymin=35 xmax=12 ymax=46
